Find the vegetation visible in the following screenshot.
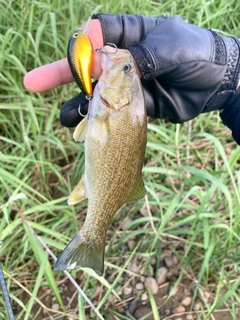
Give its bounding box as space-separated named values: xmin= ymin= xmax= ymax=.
xmin=0 ymin=0 xmax=240 ymax=319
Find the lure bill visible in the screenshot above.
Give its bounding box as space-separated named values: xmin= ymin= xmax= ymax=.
xmin=68 ymin=19 xmax=94 ymax=98
xmin=55 ymin=47 xmax=147 ymax=276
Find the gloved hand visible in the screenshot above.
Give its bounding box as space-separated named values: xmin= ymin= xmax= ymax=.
xmin=60 ymin=13 xmax=240 ymax=143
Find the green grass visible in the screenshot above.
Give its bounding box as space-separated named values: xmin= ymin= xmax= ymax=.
xmin=1 ymin=0 xmax=240 ymax=319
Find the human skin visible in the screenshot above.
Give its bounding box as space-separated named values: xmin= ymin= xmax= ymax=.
xmin=23 ymin=19 xmax=240 ymax=93
xmin=23 ymin=20 xmax=103 ymax=92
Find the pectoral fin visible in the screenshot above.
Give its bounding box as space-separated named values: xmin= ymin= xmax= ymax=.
xmin=68 ymin=174 xmax=88 ymax=205
xmin=73 ymin=117 xmax=88 ymax=142
xmin=127 ymin=177 xmax=146 ymax=202
xmin=89 ymin=118 xmax=109 ymax=149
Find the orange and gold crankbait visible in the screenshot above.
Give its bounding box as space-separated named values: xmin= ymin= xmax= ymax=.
xmin=68 ymin=20 xmax=94 ymax=98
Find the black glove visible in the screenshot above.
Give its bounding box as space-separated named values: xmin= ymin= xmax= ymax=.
xmin=220 ymin=87 xmax=240 ymax=144
xmin=60 ymin=14 xmax=240 ymax=138
xmin=60 ymin=79 xmax=158 ymax=126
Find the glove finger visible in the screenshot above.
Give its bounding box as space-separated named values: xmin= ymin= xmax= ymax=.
xmin=60 ymin=80 xmax=157 ymax=127
xmin=220 ymin=87 xmax=240 ymax=145
xmin=60 ymin=81 xmax=99 ymax=127
xmin=60 ymin=93 xmax=88 ymax=127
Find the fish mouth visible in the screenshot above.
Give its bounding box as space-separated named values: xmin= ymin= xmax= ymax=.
xmin=100 ymin=95 xmax=114 ymax=110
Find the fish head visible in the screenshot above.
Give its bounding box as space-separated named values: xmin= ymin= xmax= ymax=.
xmin=98 ymin=46 xmax=141 ymax=111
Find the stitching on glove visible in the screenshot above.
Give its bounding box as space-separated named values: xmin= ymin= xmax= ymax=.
xmin=207 ymin=36 xmax=240 ymax=110
xmin=209 ymin=30 xmax=227 ymax=65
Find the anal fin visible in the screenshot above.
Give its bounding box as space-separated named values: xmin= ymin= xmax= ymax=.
xmin=68 ymin=174 xmax=88 ymax=205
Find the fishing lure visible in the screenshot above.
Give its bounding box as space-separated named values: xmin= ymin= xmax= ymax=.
xmin=68 ymin=18 xmax=94 ymax=99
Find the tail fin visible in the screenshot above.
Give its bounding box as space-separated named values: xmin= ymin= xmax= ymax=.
xmin=54 ymin=231 xmax=105 ymax=276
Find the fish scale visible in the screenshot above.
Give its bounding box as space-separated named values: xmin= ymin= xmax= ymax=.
xmin=55 ymin=48 xmax=147 ymax=276
xmin=86 ymin=118 xmax=143 ymax=220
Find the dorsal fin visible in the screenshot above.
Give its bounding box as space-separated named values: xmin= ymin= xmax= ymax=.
xmin=127 ymin=177 xmax=146 ymax=202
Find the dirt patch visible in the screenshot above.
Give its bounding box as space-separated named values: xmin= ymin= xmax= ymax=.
xmin=11 ymin=237 xmax=240 ymax=320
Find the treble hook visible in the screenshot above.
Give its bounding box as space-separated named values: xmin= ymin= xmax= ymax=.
xmin=95 ymin=43 xmax=118 ymax=54
xmin=78 ymin=104 xmax=88 ymax=118
xmin=78 ymin=94 xmax=92 ymax=118
xmin=74 ymin=15 xmax=92 ymax=35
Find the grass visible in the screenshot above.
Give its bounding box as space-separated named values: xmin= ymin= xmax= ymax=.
xmin=0 ymin=0 xmax=240 ymax=319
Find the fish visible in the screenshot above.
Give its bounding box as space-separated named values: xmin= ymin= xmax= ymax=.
xmin=54 ymin=47 xmax=147 ymax=276
xmin=67 ymin=19 xmax=94 ymax=97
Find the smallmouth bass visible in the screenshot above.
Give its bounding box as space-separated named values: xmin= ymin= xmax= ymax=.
xmin=55 ymin=47 xmax=147 ymax=276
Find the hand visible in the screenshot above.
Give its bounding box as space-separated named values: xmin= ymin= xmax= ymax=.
xmin=23 ymin=19 xmax=104 ymax=92
xmin=60 ymin=14 xmax=240 ymax=132
xmin=24 ymin=14 xmax=240 ymax=144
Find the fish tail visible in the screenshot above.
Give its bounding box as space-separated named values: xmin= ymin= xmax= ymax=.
xmin=54 ymin=231 xmax=105 ymax=276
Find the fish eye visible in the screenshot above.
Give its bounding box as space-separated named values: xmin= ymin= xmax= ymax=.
xmin=123 ymin=64 xmax=132 ymax=74
xmin=72 ymin=32 xmax=79 ymax=39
